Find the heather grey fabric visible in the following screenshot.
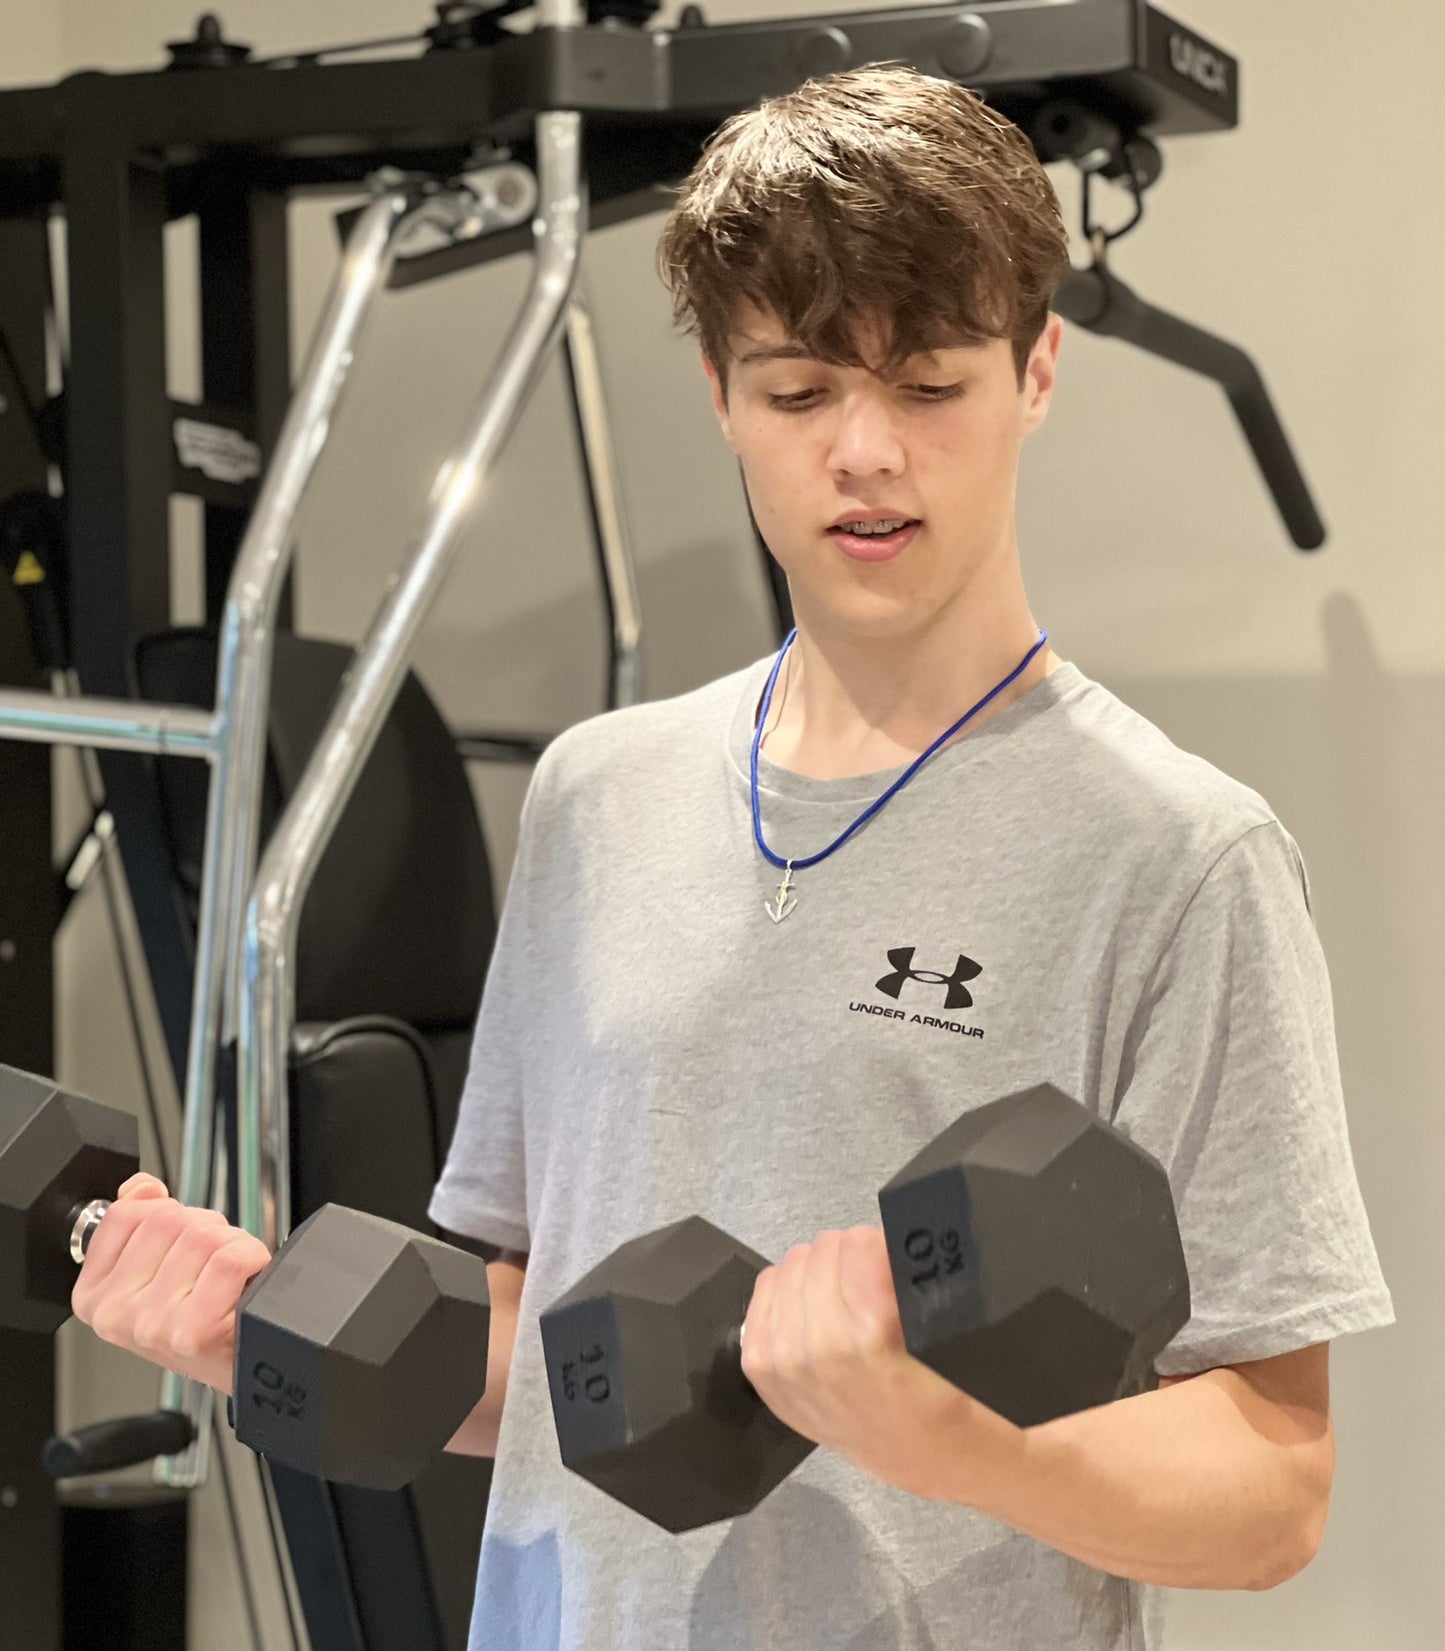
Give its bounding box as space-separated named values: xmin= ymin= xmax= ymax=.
xmin=431 ymin=657 xmax=1393 ymax=1651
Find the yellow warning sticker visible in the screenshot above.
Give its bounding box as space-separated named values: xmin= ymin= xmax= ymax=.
xmin=12 ymin=550 xmax=45 ymax=586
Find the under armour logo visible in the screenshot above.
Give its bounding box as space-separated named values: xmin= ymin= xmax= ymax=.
xmin=875 ymin=947 xmax=982 ymax=1012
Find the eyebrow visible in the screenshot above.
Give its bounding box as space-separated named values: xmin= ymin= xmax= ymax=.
xmin=733 ymin=341 xmax=816 ymax=366
xmin=731 ymin=338 xmax=980 ymax=369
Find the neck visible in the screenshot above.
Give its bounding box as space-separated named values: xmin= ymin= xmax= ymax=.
xmin=760 ymin=581 xmax=1061 ymax=782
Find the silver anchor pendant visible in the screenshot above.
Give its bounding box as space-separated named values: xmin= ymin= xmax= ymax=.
xmin=766 ymin=861 xmax=797 ymax=923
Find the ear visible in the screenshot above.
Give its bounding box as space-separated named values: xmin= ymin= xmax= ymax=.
xmin=700 ymin=347 xmax=738 ymax=452
xmin=1020 ymin=313 xmax=1063 ymax=435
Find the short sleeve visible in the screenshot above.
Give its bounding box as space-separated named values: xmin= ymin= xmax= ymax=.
xmin=426 ymin=757 xmax=556 ymax=1253
xmin=1112 ymin=819 xmax=1394 ymax=1376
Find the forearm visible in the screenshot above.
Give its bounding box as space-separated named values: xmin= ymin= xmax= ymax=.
xmin=446 ymin=1253 xmax=526 ymax=1459
xmin=920 ymin=1369 xmax=1332 ymax=1591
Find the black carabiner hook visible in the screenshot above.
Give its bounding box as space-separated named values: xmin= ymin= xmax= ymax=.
xmin=1081 ymin=147 xmax=1148 ymax=268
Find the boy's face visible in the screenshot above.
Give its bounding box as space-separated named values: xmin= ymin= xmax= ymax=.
xmin=703 ymin=302 xmax=1062 ymax=640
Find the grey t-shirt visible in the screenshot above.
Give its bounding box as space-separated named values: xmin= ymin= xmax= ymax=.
xmin=429 ymin=657 xmax=1394 ymax=1651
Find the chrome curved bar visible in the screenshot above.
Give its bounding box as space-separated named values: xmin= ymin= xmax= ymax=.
xmin=235 ymin=105 xmax=586 ymax=1255
xmin=563 ymin=276 xmax=644 ymax=709
xmin=156 ymin=180 xmax=472 ymax=1491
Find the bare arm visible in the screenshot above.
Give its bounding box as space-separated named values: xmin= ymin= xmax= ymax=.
xmin=920 ymin=1346 xmax=1334 ymax=1590
xmin=740 ymin=1227 xmax=1334 ymax=1592
xmin=445 ymin=1250 xmax=528 ymax=1459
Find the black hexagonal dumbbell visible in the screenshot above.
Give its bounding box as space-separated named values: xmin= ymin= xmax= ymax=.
xmin=879 ymin=1082 xmax=1190 ymax=1427
xmin=541 ymin=1081 xmax=1189 ymax=1531
xmin=0 ymin=1063 xmax=490 ymax=1491
xmin=541 ymin=1217 xmax=816 ymax=1533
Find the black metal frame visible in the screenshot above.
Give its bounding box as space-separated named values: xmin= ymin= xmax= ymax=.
xmin=0 ymin=215 xmax=63 ymax=1651
xmin=0 ymin=0 xmax=1241 ymax=1070
xmin=0 ymin=3 xmax=1251 ymax=1645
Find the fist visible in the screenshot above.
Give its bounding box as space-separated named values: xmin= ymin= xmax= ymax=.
xmin=739 ymin=1227 xmax=912 ymax=1444
xmin=71 ymin=1174 xmax=274 ymax=1396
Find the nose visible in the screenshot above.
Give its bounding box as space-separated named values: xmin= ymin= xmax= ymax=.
xmin=824 ymin=388 xmax=906 ymax=482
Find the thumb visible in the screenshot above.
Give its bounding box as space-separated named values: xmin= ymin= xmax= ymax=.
xmin=113 ymin=1173 xmax=170 ymax=1202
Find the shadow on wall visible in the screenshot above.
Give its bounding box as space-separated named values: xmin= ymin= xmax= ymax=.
xmin=1108 ymin=591 xmax=1435 ymax=1651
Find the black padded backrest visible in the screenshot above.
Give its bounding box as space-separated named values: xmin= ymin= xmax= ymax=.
xmin=133 ymin=627 xmax=496 ymax=1039
xmin=287 ymin=1018 xmax=489 ymax=1651
xmin=288 ymin=1019 xmax=448 ymax=1227
xmin=134 ymin=630 xmax=498 ymax=1651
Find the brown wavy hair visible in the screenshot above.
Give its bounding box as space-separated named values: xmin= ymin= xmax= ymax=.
xmin=657 ymin=64 xmax=1072 ymax=394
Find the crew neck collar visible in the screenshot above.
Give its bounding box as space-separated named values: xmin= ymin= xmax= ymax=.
xmin=725 ymin=656 xmax=1085 ymax=805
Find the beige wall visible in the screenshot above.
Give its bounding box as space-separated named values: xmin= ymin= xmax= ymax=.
xmin=10 ymin=0 xmax=1439 ymax=1646
xmin=0 ymin=0 xmax=61 ymax=85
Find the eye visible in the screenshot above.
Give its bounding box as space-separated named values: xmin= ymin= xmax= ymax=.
xmin=765 ymin=382 xmax=964 ymax=411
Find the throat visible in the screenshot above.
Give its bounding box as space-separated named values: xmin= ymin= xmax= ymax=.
xmin=757 ymin=647 xmax=1061 ymax=780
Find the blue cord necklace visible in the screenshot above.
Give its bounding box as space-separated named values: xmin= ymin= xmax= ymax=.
xmin=750 ymin=626 xmax=1050 ymax=922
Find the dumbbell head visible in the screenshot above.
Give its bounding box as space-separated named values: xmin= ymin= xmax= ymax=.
xmin=540 ymin=1216 xmax=815 ymax=1532
xmin=878 ymin=1082 xmax=1190 ymax=1427
xmin=0 ymin=1065 xmax=139 ymax=1335
xmin=233 ymin=1204 xmax=491 ymax=1492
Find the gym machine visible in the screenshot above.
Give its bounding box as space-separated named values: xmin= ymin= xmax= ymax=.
xmin=0 ymin=1 xmax=1323 ymax=1646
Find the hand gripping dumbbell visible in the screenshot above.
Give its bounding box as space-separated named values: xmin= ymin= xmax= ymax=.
xmin=0 ymin=1063 xmax=490 ymax=1491
xmin=540 ymin=1082 xmax=1191 ymax=1532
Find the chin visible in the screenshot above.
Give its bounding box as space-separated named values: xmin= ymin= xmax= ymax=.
xmin=795 ymin=591 xmax=929 ymax=641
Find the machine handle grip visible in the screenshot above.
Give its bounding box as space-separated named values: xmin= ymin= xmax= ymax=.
xmin=42 ymin=1410 xmax=197 ymax=1479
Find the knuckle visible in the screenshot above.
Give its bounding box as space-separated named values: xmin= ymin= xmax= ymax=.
xmin=174 ymin=1220 xmax=227 ymax=1263
xmin=856 ymin=1310 xmax=889 ymax=1352
xmin=201 ymin=1235 xmax=270 ymax=1295
xmin=129 ymin=1310 xmax=162 ymax=1353
xmin=739 ymin=1338 xmax=765 ymax=1387
xmin=94 ymin=1200 xmax=142 ymax=1245
xmin=868 ymin=1324 xmax=897 ymax=1360
xmin=170 ymin=1322 xmax=204 ymax=1362
xmin=221 ymin=1236 xmax=271 ymax=1274
xmin=767 ymin=1355 xmax=799 ymax=1389
xmin=89 ymin=1303 xmax=127 ymax=1345
xmin=121 ymin=1200 xmax=176 ymax=1246
xmin=154 ymin=1199 xmax=193 ymax=1238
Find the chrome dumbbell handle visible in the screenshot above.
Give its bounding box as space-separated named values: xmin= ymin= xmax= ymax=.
xmin=68 ymin=1198 xmax=112 ymax=1265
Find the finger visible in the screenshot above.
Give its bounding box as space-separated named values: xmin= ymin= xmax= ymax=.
xmin=802 ymin=1230 xmax=845 ymax=1370
xmin=139 ymin=1214 xmax=253 ymax=1313
xmin=742 ymin=1262 xmax=778 ymax=1387
xmin=115 ymin=1174 xmax=169 ymax=1201
xmin=769 ymin=1245 xmax=811 ymax=1375
xmin=72 ymin=1195 xmax=177 ymax=1314
xmin=834 ymin=1226 xmax=880 ymax=1313
xmin=87 ymin=1204 xmax=199 ymax=1323
xmin=147 ymin=1232 xmax=273 ymax=1365
xmin=838 ymin=1227 xmax=903 ymax=1352
xmin=743 ymin=1263 xmax=774 ymax=1350
xmin=78 ymin=1201 xmax=225 ymax=1325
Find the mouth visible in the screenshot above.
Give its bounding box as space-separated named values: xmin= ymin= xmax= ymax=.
xmin=826 ymin=518 xmax=922 ymax=562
